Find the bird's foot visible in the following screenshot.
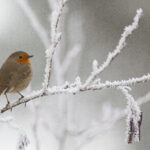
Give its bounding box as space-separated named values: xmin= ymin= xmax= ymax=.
xmin=17 ymin=92 xmax=24 ymax=101
xmin=5 ymin=101 xmax=10 ymax=107
xmin=19 ymin=95 xmax=24 ymax=101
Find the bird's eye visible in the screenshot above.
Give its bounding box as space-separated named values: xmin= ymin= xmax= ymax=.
xmin=19 ymin=56 xmax=22 ymax=59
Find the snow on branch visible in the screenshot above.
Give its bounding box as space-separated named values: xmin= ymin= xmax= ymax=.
xmin=17 ymin=133 xmax=30 ymax=150
xmin=43 ymin=0 xmax=67 ymax=90
xmin=118 ymin=86 xmax=142 ymax=143
xmin=72 ymin=90 xmax=146 ymax=150
xmin=46 ymin=73 xmax=150 ymax=94
xmin=69 ymin=90 xmax=149 ymax=150
xmin=82 ymin=8 xmax=143 ymax=89
xmin=86 ymin=74 xmax=150 ymax=91
xmin=0 ymin=116 xmax=29 ymax=150
xmin=1 ymin=73 xmax=150 ymax=113
xmin=71 ymin=89 xmax=147 ymax=149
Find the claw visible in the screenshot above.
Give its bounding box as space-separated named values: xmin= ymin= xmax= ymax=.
xmin=4 ymin=93 xmax=10 ymax=107
xmin=17 ymin=92 xmax=24 ymax=101
xmin=5 ymin=102 xmax=10 ymax=107
xmin=19 ymin=95 xmax=24 ymax=101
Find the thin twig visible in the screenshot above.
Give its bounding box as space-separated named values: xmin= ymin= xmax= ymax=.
xmin=43 ymin=0 xmax=67 ymax=90
xmin=82 ymin=8 xmax=143 ymax=89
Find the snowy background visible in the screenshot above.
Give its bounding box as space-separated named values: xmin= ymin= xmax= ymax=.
xmin=0 ymin=0 xmax=150 ymax=150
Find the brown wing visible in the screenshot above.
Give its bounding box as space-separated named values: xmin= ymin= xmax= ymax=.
xmin=6 ymin=65 xmax=32 ymax=92
xmin=0 ymin=59 xmax=19 ymax=94
xmin=0 ymin=60 xmax=14 ymax=94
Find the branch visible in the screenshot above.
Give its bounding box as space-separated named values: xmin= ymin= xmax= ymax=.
xmin=82 ymin=8 xmax=143 ymax=89
xmin=43 ymin=33 xmax=62 ymax=90
xmin=43 ymin=0 xmax=67 ymax=90
xmin=72 ymin=89 xmax=146 ymax=150
xmin=0 ymin=116 xmax=29 ymax=150
xmin=85 ymin=73 xmax=150 ymax=91
xmin=0 ymin=89 xmax=44 ymax=113
xmin=1 ymin=73 xmax=150 ymax=113
xmin=72 ymin=87 xmax=148 ymax=149
xmin=118 ymin=86 xmax=142 ymax=143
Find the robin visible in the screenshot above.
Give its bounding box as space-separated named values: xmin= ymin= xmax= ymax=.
xmin=0 ymin=51 xmax=33 ymax=105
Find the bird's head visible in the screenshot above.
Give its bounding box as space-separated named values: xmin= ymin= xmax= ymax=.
xmin=9 ymin=51 xmax=33 ymax=65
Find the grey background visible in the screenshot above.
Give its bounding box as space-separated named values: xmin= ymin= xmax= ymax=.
xmin=0 ymin=0 xmax=150 ymax=150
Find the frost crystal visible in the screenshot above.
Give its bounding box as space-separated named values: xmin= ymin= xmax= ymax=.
xmin=17 ymin=133 xmax=30 ymax=150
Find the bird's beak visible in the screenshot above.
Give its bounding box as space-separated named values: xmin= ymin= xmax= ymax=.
xmin=28 ymin=55 xmax=33 ymax=58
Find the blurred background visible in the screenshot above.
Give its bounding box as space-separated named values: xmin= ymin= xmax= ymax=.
xmin=0 ymin=0 xmax=150 ymax=150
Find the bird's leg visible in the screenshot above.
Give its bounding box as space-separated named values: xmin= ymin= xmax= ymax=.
xmin=4 ymin=92 xmax=10 ymax=106
xmin=17 ymin=91 xmax=24 ymax=100
xmin=17 ymin=92 xmax=26 ymax=107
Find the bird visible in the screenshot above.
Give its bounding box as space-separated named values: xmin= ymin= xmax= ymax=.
xmin=0 ymin=51 xmax=33 ymax=105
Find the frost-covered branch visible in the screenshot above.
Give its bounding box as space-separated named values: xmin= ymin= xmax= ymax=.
xmin=77 ymin=90 xmax=150 ymax=149
xmin=43 ymin=34 xmax=61 ymax=89
xmin=47 ymin=1 xmax=82 ymax=149
xmin=82 ymin=8 xmax=143 ymax=89
xmin=1 ymin=73 xmax=150 ymax=113
xmin=0 ymin=116 xmax=29 ymax=150
xmin=43 ymin=0 xmax=67 ymax=90
xmin=72 ymin=89 xmax=147 ymax=150
xmin=118 ymin=86 xmax=142 ymax=143
xmin=86 ymin=73 xmax=150 ymax=91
